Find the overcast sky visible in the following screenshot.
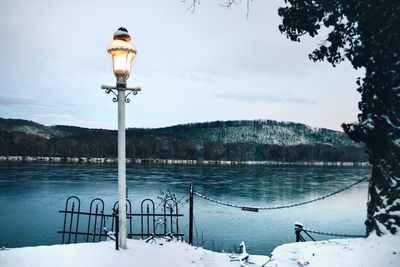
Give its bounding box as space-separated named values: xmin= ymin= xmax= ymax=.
xmin=0 ymin=0 xmax=363 ymax=131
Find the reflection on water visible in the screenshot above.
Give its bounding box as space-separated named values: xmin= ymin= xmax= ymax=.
xmin=0 ymin=162 xmax=370 ymax=254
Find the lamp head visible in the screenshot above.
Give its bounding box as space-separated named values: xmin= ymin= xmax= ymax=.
xmin=107 ymin=27 xmax=137 ymax=84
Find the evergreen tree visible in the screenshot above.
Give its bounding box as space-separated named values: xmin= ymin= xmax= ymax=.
xmin=278 ymin=0 xmax=400 ymax=235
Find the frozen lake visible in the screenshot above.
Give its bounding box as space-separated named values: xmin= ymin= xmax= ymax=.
xmin=0 ymin=162 xmax=370 ymax=254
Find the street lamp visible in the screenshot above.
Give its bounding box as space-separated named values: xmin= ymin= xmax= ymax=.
xmin=101 ymin=27 xmax=141 ymax=249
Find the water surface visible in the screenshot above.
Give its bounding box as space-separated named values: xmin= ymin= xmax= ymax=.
xmin=0 ymin=162 xmax=370 ymax=254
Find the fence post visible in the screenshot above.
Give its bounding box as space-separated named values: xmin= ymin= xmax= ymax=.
xmin=295 ymin=222 xmax=303 ymax=242
xmin=114 ymin=208 xmax=119 ymax=250
xmin=189 ymin=184 xmax=194 ymax=245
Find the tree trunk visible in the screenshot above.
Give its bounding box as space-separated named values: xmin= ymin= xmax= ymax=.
xmin=366 ymin=158 xmax=400 ymax=235
xmin=345 ymin=78 xmax=400 ymax=236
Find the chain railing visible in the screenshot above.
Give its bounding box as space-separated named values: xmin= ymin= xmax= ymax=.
xmin=187 ymin=177 xmax=369 ymax=245
xmin=294 ymin=222 xmax=366 ymax=242
xmin=303 ymin=228 xmax=366 ymax=238
xmin=193 ymin=176 xmax=368 ymax=211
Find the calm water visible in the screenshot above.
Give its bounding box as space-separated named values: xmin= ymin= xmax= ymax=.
xmin=0 ymin=162 xmax=370 ymax=254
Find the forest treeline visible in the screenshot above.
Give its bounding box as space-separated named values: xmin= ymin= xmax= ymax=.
xmin=0 ymin=130 xmax=367 ymax=162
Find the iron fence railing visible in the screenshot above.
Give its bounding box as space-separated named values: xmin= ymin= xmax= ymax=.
xmin=58 ymin=196 xmax=184 ymax=248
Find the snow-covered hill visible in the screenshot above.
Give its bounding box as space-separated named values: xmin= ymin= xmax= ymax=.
xmin=146 ymin=120 xmax=358 ymax=147
xmin=0 ymin=118 xmax=357 ymax=147
xmin=0 ymin=118 xmax=59 ymax=139
xmin=0 ymin=118 xmax=365 ymax=161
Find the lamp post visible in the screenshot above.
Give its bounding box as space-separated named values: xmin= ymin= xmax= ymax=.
xmin=101 ymin=27 xmax=141 ymax=249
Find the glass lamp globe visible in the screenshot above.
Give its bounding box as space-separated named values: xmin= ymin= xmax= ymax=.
xmin=107 ymin=27 xmax=137 ymax=82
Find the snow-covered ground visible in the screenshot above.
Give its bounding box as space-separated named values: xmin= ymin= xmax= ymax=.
xmin=264 ymin=234 xmax=400 ymax=267
xmin=0 ymin=239 xmax=268 ymax=267
xmin=1 ymin=235 xmax=399 ymax=267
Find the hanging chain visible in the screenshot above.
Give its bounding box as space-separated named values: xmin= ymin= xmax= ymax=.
xmin=193 ymin=176 xmax=368 ymax=210
xmin=302 ymin=228 xmax=366 ymax=238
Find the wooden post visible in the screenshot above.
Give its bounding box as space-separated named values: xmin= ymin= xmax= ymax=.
xmin=189 ymin=184 xmax=194 ymax=245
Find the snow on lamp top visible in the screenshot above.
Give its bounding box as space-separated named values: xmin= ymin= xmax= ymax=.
xmin=107 ymin=27 xmax=137 ymax=82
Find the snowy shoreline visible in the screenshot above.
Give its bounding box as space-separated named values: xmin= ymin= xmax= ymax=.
xmin=1 ymin=235 xmax=399 ymax=267
xmin=0 ymin=155 xmax=369 ymax=167
xmin=0 ymin=239 xmax=269 ymax=267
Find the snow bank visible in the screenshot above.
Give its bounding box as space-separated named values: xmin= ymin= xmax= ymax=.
xmin=2 ymin=235 xmax=399 ymax=267
xmin=264 ymin=234 xmax=400 ymax=267
xmin=0 ymin=239 xmax=269 ymax=267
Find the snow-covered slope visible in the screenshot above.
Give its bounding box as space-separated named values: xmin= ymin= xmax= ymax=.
xmin=0 ymin=118 xmax=358 ymax=147
xmin=148 ymin=120 xmax=358 ymax=146
xmin=0 ymin=118 xmax=105 ymax=139
xmin=0 ymin=118 xmax=59 ymax=139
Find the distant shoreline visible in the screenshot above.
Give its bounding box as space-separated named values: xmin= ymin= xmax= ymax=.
xmin=0 ymin=155 xmax=370 ymax=167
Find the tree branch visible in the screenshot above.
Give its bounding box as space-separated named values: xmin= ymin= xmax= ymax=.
xmin=184 ymin=0 xmax=252 ymax=18
xmin=182 ymin=0 xmax=201 ymax=13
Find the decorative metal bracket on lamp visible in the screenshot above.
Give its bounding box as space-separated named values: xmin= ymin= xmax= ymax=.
xmin=101 ymin=84 xmax=141 ymax=103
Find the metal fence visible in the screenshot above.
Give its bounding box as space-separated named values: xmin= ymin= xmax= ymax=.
xmin=58 ymin=196 xmax=184 ymax=245
xmin=59 ymin=180 xmax=367 ymax=249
